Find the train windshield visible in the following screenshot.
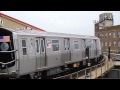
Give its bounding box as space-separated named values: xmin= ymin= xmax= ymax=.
xmin=0 ymin=28 xmax=15 ymax=69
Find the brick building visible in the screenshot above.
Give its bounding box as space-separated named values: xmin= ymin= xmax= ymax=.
xmin=95 ymin=13 xmax=120 ymax=53
xmin=0 ymin=12 xmax=45 ymax=31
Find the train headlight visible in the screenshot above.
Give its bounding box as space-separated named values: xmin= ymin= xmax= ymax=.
xmin=0 ymin=42 xmax=9 ymax=51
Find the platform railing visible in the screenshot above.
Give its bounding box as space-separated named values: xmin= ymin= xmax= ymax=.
xmin=53 ymin=56 xmax=115 ymax=79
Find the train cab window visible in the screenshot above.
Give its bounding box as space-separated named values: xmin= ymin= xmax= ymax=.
xmin=52 ymin=40 xmax=59 ymax=51
xmin=22 ymin=39 xmax=27 ymax=55
xmin=74 ymin=41 xmax=79 ymax=49
xmin=41 ymin=39 xmax=45 ymax=52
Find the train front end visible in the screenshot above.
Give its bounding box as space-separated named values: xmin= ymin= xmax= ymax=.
xmin=0 ymin=28 xmax=16 ymax=78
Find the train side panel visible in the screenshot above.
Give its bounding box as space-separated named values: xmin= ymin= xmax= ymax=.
xmin=45 ymin=37 xmax=63 ymax=69
xmin=70 ymin=38 xmax=82 ymax=63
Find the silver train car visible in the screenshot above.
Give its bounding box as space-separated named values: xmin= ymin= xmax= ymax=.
xmin=0 ymin=27 xmax=102 ymax=79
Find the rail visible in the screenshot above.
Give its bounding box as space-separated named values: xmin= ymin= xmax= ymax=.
xmin=53 ymin=56 xmax=115 ymax=79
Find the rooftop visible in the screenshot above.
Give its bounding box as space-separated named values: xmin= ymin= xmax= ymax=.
xmin=0 ymin=12 xmax=45 ymax=32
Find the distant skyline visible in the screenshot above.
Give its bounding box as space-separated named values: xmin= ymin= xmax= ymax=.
xmin=1 ymin=11 xmax=120 ymax=36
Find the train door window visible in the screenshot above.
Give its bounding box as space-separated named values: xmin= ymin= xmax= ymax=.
xmin=82 ymin=39 xmax=86 ymax=49
xmin=64 ymin=39 xmax=69 ymax=50
xmin=64 ymin=39 xmax=66 ymax=50
xmin=36 ymin=39 xmax=40 ymax=53
xmin=87 ymin=40 xmax=93 ymax=48
xmin=41 ymin=39 xmax=45 ymax=53
xmin=52 ymin=40 xmax=59 ymax=51
xmin=22 ymin=39 xmax=27 ymax=55
xmin=74 ymin=40 xmax=79 ymax=49
xmin=67 ymin=39 xmax=70 ymax=50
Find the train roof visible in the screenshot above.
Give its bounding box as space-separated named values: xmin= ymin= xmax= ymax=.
xmin=0 ymin=27 xmax=99 ymax=39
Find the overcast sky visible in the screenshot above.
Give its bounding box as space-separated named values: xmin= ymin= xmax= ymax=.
xmin=1 ymin=11 xmax=120 ymax=36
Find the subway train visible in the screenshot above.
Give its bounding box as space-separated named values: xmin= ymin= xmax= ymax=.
xmin=0 ymin=27 xmax=103 ymax=79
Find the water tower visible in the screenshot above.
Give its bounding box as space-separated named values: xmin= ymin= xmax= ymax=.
xmin=99 ymin=13 xmax=114 ymax=29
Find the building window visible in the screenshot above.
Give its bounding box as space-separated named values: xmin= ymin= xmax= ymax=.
xmin=118 ymin=41 xmax=120 ymax=47
xmin=105 ymin=42 xmax=107 ymax=46
xmin=101 ymin=42 xmax=104 ymax=47
xmin=100 ymin=34 xmax=103 ymax=38
xmin=113 ymin=41 xmax=116 ymax=47
xmin=102 ymin=34 xmax=104 ymax=38
xmin=109 ymin=33 xmax=111 ymax=38
xmin=101 ymin=42 xmax=102 ymax=47
xmin=74 ymin=41 xmax=79 ymax=49
xmin=52 ymin=40 xmax=59 ymax=51
xmin=118 ymin=32 xmax=120 ymax=38
xmin=98 ymin=34 xmax=100 ymax=38
xmin=113 ymin=32 xmax=116 ymax=38
xmin=22 ymin=39 xmax=27 ymax=55
xmin=100 ymin=34 xmax=102 ymax=38
xmin=109 ymin=42 xmax=111 ymax=46
xmin=105 ymin=33 xmax=108 ymax=38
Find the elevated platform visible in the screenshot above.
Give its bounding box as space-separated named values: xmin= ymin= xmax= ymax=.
xmin=78 ymin=56 xmax=114 ymax=79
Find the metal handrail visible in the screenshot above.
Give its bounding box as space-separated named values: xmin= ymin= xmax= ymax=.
xmin=0 ymin=50 xmax=16 ymax=53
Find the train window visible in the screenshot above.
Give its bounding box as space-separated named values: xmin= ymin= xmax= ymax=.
xmin=81 ymin=39 xmax=86 ymax=49
xmin=67 ymin=39 xmax=70 ymax=50
xmin=52 ymin=40 xmax=59 ymax=43
xmin=23 ymin=48 xmax=27 ymax=55
xmin=64 ymin=39 xmax=66 ymax=50
xmin=41 ymin=40 xmax=44 ymax=52
xmin=87 ymin=40 xmax=93 ymax=48
xmin=52 ymin=40 xmax=59 ymax=51
xmin=74 ymin=41 xmax=79 ymax=49
xmin=36 ymin=40 xmax=39 ymax=53
xmin=22 ymin=40 xmax=26 ymax=47
xmin=22 ymin=39 xmax=27 ymax=55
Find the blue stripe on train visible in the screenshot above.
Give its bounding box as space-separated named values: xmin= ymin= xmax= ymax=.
xmin=0 ymin=36 xmax=3 ymax=39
